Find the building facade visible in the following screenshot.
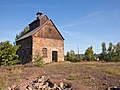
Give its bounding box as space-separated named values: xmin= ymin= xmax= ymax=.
xmin=16 ymin=12 xmax=64 ymax=64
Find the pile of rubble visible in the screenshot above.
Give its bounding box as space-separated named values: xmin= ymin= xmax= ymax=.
xmin=9 ymin=76 xmax=72 ymax=90
xmin=106 ymin=86 xmax=120 ymax=90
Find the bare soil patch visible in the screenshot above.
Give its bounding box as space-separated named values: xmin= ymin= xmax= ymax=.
xmin=0 ymin=61 xmax=120 ymax=90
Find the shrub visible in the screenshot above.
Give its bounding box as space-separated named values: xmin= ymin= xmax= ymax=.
xmin=0 ymin=41 xmax=19 ymax=66
xmin=84 ymin=46 xmax=96 ymax=61
xmin=33 ymin=53 xmax=44 ymax=67
xmin=66 ymin=50 xmax=80 ymax=62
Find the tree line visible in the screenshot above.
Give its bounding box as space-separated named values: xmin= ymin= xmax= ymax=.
xmin=65 ymin=42 xmax=120 ymax=62
xmin=15 ymin=26 xmax=29 ymax=40
xmin=0 ymin=41 xmax=120 ymax=66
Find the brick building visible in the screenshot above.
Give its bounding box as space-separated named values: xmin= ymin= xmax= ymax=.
xmin=16 ymin=12 xmax=64 ymax=64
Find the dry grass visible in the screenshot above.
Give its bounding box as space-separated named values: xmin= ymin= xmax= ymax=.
xmin=66 ymin=73 xmax=79 ymax=80
xmin=103 ymin=67 xmax=120 ymax=76
xmin=10 ymin=66 xmax=24 ymax=74
xmin=0 ymin=62 xmax=120 ymax=90
xmin=0 ymin=79 xmax=8 ymax=90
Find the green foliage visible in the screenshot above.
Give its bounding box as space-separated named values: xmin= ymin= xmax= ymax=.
xmin=79 ymin=55 xmax=84 ymax=61
xmin=84 ymin=46 xmax=96 ymax=61
xmin=99 ymin=42 xmax=107 ymax=61
xmin=64 ymin=55 xmax=67 ymax=61
xmin=111 ymin=42 xmax=120 ymax=62
xmin=66 ymin=50 xmax=80 ymax=62
xmin=16 ymin=26 xmax=29 ymax=40
xmin=66 ymin=74 xmax=79 ymax=80
xmin=102 ymin=42 xmax=107 ymax=54
xmin=99 ymin=42 xmax=120 ymax=62
xmin=0 ymin=41 xmax=19 ymax=66
xmin=33 ymin=53 xmax=44 ymax=67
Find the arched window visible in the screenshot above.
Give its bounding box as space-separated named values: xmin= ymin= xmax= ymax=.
xmin=42 ymin=48 xmax=47 ymax=58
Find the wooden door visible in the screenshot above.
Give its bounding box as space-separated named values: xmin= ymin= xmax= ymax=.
xmin=52 ymin=51 xmax=58 ymax=62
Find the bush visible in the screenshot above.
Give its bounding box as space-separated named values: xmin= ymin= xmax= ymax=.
xmin=84 ymin=46 xmax=96 ymax=61
xmin=66 ymin=50 xmax=80 ymax=62
xmin=0 ymin=41 xmax=19 ymax=66
xmin=33 ymin=53 xmax=44 ymax=67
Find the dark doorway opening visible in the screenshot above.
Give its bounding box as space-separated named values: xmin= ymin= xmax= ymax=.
xmin=52 ymin=51 xmax=58 ymax=62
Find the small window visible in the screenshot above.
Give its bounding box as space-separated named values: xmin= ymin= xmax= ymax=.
xmin=42 ymin=48 xmax=47 ymax=58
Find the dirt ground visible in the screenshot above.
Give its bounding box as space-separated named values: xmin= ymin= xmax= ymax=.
xmin=0 ymin=61 xmax=120 ymax=90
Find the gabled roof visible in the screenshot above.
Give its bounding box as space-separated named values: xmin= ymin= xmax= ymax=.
xmin=49 ymin=19 xmax=65 ymax=40
xmin=16 ymin=16 xmax=64 ymax=41
xmin=16 ymin=20 xmax=49 ymax=41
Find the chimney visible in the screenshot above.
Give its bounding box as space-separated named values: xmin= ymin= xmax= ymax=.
xmin=36 ymin=11 xmax=43 ymax=19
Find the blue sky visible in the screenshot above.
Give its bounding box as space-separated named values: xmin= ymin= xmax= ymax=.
xmin=0 ymin=0 xmax=120 ymax=54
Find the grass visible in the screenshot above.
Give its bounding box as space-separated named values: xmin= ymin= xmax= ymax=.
xmin=10 ymin=66 xmax=24 ymax=74
xmin=104 ymin=67 xmax=120 ymax=76
xmin=81 ymin=74 xmax=93 ymax=79
xmin=66 ymin=74 xmax=79 ymax=80
xmin=0 ymin=78 xmax=8 ymax=90
xmin=0 ymin=61 xmax=120 ymax=90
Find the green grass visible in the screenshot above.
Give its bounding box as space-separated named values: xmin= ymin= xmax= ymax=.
xmin=66 ymin=74 xmax=79 ymax=80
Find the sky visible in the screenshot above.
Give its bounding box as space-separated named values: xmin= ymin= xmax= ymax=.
xmin=0 ymin=0 xmax=120 ymax=54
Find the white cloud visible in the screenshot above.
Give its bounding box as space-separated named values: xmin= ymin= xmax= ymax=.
xmin=59 ymin=10 xmax=104 ymax=30
xmin=86 ymin=10 xmax=104 ymax=18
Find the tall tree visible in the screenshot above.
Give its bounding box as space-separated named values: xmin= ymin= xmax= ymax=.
xmin=99 ymin=42 xmax=108 ymax=61
xmin=114 ymin=42 xmax=120 ymax=62
xmin=99 ymin=42 xmax=120 ymax=62
xmin=16 ymin=26 xmax=29 ymax=40
xmin=84 ymin=46 xmax=96 ymax=61
xmin=102 ymin=42 xmax=107 ymax=54
xmin=107 ymin=42 xmax=113 ymax=61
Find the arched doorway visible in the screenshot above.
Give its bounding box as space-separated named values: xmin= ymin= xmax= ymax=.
xmin=42 ymin=48 xmax=47 ymax=58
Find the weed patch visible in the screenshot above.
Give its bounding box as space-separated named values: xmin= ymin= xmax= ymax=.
xmin=33 ymin=53 xmax=44 ymax=67
xmin=0 ymin=78 xmax=7 ymax=90
xmin=104 ymin=67 xmax=120 ymax=76
xmin=66 ymin=74 xmax=79 ymax=80
xmin=10 ymin=66 xmax=24 ymax=74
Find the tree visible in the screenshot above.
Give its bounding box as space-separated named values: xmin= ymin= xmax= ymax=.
xmin=99 ymin=42 xmax=120 ymax=62
xmin=99 ymin=42 xmax=108 ymax=61
xmin=113 ymin=42 xmax=120 ymax=62
xmin=84 ymin=46 xmax=96 ymax=61
xmin=0 ymin=41 xmax=19 ymax=66
xmin=16 ymin=26 xmax=29 ymax=40
xmin=107 ymin=42 xmax=113 ymax=61
xmin=102 ymin=42 xmax=107 ymax=54
xmin=66 ymin=50 xmax=79 ymax=62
